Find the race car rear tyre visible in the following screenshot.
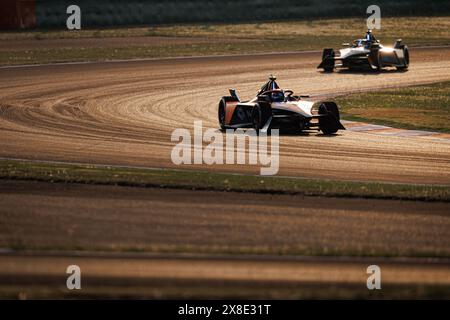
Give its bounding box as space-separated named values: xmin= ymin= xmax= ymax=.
xmin=218 ymin=96 xmax=239 ymax=131
xmin=319 ymin=102 xmax=340 ymax=135
xmin=397 ymin=46 xmax=409 ymax=70
xmin=218 ymin=98 xmax=227 ymax=130
xmin=321 ymin=49 xmax=335 ymax=72
xmin=251 ymin=103 xmax=271 ymax=134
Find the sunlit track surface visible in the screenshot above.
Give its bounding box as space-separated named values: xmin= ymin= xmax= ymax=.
xmin=343 ymin=121 xmax=450 ymax=141
xmin=1 ymin=48 xmax=450 ymax=184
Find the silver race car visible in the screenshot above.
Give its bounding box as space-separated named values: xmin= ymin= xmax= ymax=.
xmin=218 ymin=76 xmax=345 ymax=134
xmin=318 ymin=30 xmax=409 ymax=72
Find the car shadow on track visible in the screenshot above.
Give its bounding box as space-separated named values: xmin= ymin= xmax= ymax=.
xmin=216 ymin=129 xmax=341 ymax=137
xmin=319 ymin=68 xmax=408 ymax=75
xmin=265 ymin=128 xmax=344 ymax=137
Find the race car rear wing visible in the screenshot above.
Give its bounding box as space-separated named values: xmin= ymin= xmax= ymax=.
xmin=229 ymin=89 xmax=240 ymax=102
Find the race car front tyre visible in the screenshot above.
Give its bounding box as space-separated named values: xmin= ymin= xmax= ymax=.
xmin=376 ymin=50 xmax=383 ymax=71
xmin=397 ymin=46 xmax=409 ymax=70
xmin=319 ymin=102 xmax=341 ymax=135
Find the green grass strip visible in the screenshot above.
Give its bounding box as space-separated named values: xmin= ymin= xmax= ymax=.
xmin=1 ymin=159 xmax=449 ymax=201
xmin=337 ymin=81 xmax=450 ymax=133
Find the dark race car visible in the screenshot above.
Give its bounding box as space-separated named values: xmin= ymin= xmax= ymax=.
xmin=218 ymin=76 xmax=345 ymax=135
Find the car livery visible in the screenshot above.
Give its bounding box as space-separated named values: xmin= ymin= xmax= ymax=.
xmin=218 ymin=76 xmax=345 ymax=135
xmin=318 ymin=30 xmax=409 ymax=72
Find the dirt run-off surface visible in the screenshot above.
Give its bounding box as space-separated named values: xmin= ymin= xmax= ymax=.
xmin=1 ymin=180 xmax=449 ymax=257
xmin=0 ymin=180 xmax=449 ymax=298
xmin=1 ymin=252 xmax=449 ymax=299
xmin=1 ymin=47 xmax=450 ymax=184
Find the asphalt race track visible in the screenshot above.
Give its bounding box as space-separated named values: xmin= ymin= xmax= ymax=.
xmin=1 ymin=47 xmax=450 ymax=184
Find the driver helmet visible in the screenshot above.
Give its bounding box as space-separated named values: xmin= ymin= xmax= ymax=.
xmin=271 ymin=91 xmax=284 ymax=102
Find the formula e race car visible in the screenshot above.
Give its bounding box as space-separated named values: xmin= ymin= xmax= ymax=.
xmin=318 ymin=30 xmax=409 ymax=72
xmin=218 ymin=76 xmax=345 ymax=134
